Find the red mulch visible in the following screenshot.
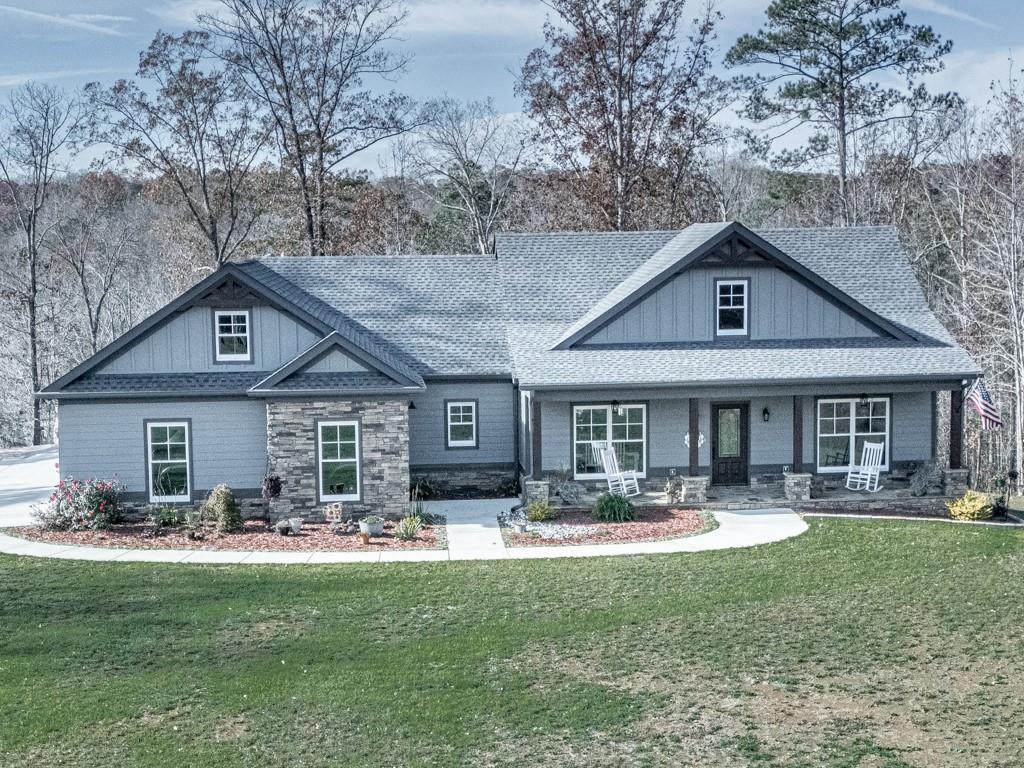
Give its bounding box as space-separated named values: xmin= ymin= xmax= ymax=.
xmin=504 ymin=507 xmax=710 ymax=547
xmin=6 ymin=519 xmax=443 ymax=552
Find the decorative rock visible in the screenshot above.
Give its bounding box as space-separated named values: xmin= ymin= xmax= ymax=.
xmin=783 ymin=472 xmax=812 ymax=501
xmin=274 ymin=518 xmax=293 ymax=536
xmin=557 ymin=482 xmax=585 ymax=505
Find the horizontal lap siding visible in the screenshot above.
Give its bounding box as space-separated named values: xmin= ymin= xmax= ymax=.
xmin=99 ymin=306 xmax=320 ymax=374
xmin=408 ymin=382 xmax=516 ymax=466
xmin=57 ymin=400 xmax=268 ymax=496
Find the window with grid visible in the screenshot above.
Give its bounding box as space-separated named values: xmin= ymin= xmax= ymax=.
xmin=573 ymin=404 xmax=646 ymax=478
xmin=215 ymin=310 xmax=251 ymax=361
xmin=147 ymin=422 xmax=190 ymax=502
xmin=446 ymin=401 xmax=477 ymax=448
xmin=716 ymin=280 xmax=748 ymax=335
xmin=318 ymin=421 xmax=360 ymax=501
xmin=817 ymin=397 xmax=889 ymax=472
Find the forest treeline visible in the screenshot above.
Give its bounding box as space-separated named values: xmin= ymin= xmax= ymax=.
xmin=1 ymin=0 xmax=1020 ymax=491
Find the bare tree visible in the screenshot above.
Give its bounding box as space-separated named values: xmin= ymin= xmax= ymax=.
xmin=87 ymin=30 xmax=269 ymax=268
xmin=413 ymin=99 xmax=530 ymax=254
xmin=201 ymin=0 xmax=421 ymax=256
xmin=518 ymin=0 xmax=727 ymax=231
xmin=0 ymin=83 xmax=85 ymax=444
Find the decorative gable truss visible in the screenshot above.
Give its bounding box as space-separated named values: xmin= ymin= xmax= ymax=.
xmin=555 ymin=222 xmax=917 ymax=349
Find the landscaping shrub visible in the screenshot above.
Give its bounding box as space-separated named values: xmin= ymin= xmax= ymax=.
xmin=526 ymin=500 xmax=557 ymax=522
xmin=261 ymin=473 xmax=282 ymax=500
xmin=947 ymin=489 xmax=994 ymax=521
xmin=183 ymin=508 xmax=207 ymax=540
xmin=153 ymin=507 xmax=183 ymax=528
xmin=593 ymin=493 xmax=635 ymax=523
xmin=557 ymin=482 xmax=585 ymax=505
xmin=202 ymin=484 xmax=243 ymax=533
xmin=33 ymin=478 xmax=124 ymax=531
xmin=393 ymin=515 xmax=424 ymax=541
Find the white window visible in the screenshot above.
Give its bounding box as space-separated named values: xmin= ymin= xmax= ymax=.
xmin=817 ymin=397 xmax=890 ymax=473
xmin=716 ymin=279 xmax=748 ymax=336
xmin=573 ymin=404 xmax=646 ymax=479
xmin=147 ymin=421 xmax=190 ymax=502
xmin=214 ymin=310 xmax=251 ymax=362
xmin=446 ymin=401 xmax=477 ymax=448
xmin=318 ymin=420 xmax=360 ymax=501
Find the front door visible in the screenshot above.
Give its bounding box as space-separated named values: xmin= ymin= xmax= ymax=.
xmin=712 ymin=403 xmax=749 ymax=485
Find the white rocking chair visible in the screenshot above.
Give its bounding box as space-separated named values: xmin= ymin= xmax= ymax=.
xmin=599 ymin=445 xmax=642 ymax=498
xmin=845 ymin=441 xmax=885 ymax=493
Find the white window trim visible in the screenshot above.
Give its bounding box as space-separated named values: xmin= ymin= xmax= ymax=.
xmin=318 ymin=420 xmax=361 ymax=502
xmin=816 ymin=397 xmax=891 ymax=474
xmin=446 ymin=400 xmax=477 ymax=448
xmin=147 ymin=421 xmax=190 ymax=503
xmin=573 ymin=403 xmax=647 ymax=480
xmin=716 ymin=279 xmax=748 ymax=336
xmin=214 ymin=309 xmax=252 ymax=362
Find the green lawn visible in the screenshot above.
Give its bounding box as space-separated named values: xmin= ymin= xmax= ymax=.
xmin=2 ymin=519 xmax=1022 ymax=767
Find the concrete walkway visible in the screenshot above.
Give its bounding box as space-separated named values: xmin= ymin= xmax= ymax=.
xmin=0 ymin=503 xmax=807 ymax=564
xmin=0 ymin=444 xmax=58 ymax=527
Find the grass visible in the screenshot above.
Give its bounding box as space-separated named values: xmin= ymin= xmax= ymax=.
xmin=1 ymin=518 xmax=1022 ymax=766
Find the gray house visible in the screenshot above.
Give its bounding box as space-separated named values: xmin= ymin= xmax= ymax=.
xmin=40 ymin=222 xmax=979 ymax=517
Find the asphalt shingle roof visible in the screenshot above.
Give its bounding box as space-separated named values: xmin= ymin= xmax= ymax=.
xmin=62 ymin=372 xmax=269 ymax=394
xmin=496 ymin=226 xmax=979 ymax=388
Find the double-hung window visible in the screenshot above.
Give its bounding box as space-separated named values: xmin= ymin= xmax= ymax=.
xmin=214 ymin=310 xmax=252 ymax=362
xmin=716 ymin=279 xmax=748 ymax=336
xmin=446 ymin=401 xmax=477 ymax=448
xmin=147 ymin=421 xmax=190 ymax=502
xmin=318 ymin=420 xmax=360 ymax=501
xmin=817 ymin=397 xmax=890 ymax=473
xmin=573 ymin=404 xmax=646 ymax=479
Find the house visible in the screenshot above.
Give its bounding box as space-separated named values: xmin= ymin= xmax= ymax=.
xmin=39 ymin=222 xmax=980 ymax=518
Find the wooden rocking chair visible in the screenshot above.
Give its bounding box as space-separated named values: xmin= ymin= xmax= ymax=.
xmin=845 ymin=441 xmax=885 ymax=493
xmin=599 ymin=445 xmax=642 ymax=498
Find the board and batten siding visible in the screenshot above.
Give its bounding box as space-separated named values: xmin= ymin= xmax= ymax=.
xmin=408 ymin=382 xmax=516 ymax=466
xmin=584 ymin=264 xmax=880 ymax=344
xmin=57 ymin=399 xmax=268 ymax=497
xmin=537 ymin=387 xmax=935 ymax=474
xmin=98 ymin=305 xmax=321 ymax=374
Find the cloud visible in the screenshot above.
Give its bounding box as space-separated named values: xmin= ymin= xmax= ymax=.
xmin=147 ymin=0 xmax=225 ymax=26
xmin=0 ymin=67 xmax=126 ymax=89
xmin=904 ymin=0 xmax=994 ymax=29
xmin=0 ymin=4 xmax=128 ymax=36
xmin=404 ymin=0 xmax=548 ymax=37
xmin=924 ymin=47 xmax=1024 ymax=101
xmin=68 ymin=14 xmax=134 ymax=24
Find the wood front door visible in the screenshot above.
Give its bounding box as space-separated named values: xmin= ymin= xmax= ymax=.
xmin=712 ymin=403 xmax=749 ymax=485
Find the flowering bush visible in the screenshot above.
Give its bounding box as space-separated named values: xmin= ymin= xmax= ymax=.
xmin=34 ymin=478 xmax=125 ymax=531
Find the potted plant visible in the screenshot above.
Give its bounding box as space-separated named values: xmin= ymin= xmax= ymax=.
xmin=359 ymin=515 xmax=384 ymax=536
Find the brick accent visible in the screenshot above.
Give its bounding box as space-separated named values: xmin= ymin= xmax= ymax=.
xmin=783 ymin=472 xmax=812 ymax=501
xmin=119 ymin=497 xmax=269 ymax=521
xmin=680 ymin=476 xmax=710 ymax=503
xmin=941 ymin=468 xmax=970 ymax=498
xmin=411 ymin=465 xmax=516 ymax=497
xmin=266 ymin=399 xmax=409 ymax=520
xmin=522 ymin=479 xmax=550 ymax=506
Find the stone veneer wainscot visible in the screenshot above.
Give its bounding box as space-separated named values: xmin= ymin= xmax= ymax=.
xmin=266 ymin=399 xmax=409 ymax=520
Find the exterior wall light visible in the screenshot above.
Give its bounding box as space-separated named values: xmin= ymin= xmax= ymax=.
xmin=762 ymin=407 xmax=770 ymax=422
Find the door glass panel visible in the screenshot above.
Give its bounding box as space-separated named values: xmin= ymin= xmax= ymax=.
xmin=717 ymin=408 xmax=741 ymax=458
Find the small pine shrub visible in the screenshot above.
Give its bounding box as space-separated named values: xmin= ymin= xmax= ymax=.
xmin=946 ymin=489 xmax=993 ymax=521
xmin=593 ymin=493 xmax=635 ymax=523
xmin=557 ymin=482 xmax=585 ymax=506
xmin=526 ymin=500 xmax=556 ymax=522
xmin=203 ymin=484 xmax=243 ymax=533
xmin=393 ymin=515 xmax=424 ymax=541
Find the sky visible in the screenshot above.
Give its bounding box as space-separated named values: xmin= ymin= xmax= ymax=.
xmin=0 ymin=0 xmax=1020 ymax=173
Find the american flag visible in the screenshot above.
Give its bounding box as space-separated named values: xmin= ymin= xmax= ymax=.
xmin=965 ymin=379 xmax=1004 ymax=430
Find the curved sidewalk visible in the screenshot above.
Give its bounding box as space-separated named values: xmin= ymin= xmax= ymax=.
xmin=0 ymin=506 xmax=806 ymax=564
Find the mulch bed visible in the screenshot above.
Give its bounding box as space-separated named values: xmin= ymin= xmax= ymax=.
xmin=4 ymin=518 xmax=445 ymax=552
xmin=503 ymin=507 xmax=712 ymax=547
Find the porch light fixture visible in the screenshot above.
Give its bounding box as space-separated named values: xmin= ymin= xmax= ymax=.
xmin=408 ymin=400 xmax=416 ymax=410
xmin=858 ymin=393 xmax=869 ymax=406
xmin=762 ymin=407 xmax=770 ymax=423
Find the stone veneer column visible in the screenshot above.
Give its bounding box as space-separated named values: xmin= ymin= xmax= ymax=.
xmin=266 ymin=399 xmax=409 ymax=520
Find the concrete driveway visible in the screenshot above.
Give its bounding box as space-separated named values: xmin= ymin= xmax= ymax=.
xmin=0 ymin=444 xmax=58 ymax=527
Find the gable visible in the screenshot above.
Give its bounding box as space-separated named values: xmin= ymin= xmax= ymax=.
xmin=583 ymin=262 xmax=881 ymax=345
xmin=97 ymin=304 xmax=321 ymax=375
xmin=558 ymin=224 xmax=913 ymax=349
xmin=302 ymin=348 xmax=368 ymax=373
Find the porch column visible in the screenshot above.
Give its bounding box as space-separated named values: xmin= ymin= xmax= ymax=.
xmin=792 ymin=395 xmax=803 ymax=472
xmin=949 ymin=388 xmax=964 ymax=470
xmin=688 ymin=398 xmax=699 ymax=475
xmin=531 ymin=399 xmax=543 ymax=478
